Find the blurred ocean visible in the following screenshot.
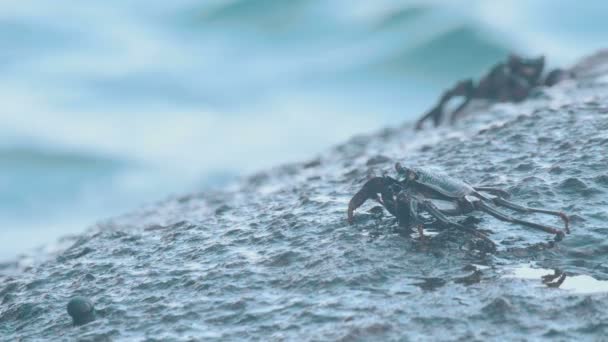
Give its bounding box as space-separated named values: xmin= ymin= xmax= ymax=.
xmin=1 ymin=0 xmax=607 ymax=260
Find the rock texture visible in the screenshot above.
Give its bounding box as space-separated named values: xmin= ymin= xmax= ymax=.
xmin=2 ymin=50 xmax=608 ymax=341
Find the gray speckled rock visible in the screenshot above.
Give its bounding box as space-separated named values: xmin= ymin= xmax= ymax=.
xmin=1 ymin=50 xmax=608 ymax=341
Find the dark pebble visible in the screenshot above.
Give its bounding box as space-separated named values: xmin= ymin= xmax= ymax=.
xmin=67 ymin=296 xmax=95 ymax=326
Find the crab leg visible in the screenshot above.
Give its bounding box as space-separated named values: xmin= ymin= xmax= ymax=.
xmin=415 ymin=106 xmax=442 ymax=130
xmin=417 ymin=225 xmax=426 ymax=240
xmin=415 ymin=79 xmax=475 ymax=130
xmin=474 ymin=201 xmax=566 ymax=240
xmin=448 ymin=95 xmax=473 ymax=124
xmin=431 ymin=206 xmax=464 ymax=216
xmin=473 ymin=187 xmax=511 ymax=198
xmin=394 ymin=191 xmax=420 ymax=227
xmin=419 ymin=200 xmax=496 ymax=250
xmin=347 ymin=177 xmax=400 ymax=224
xmin=490 ymin=197 xmax=570 ymax=234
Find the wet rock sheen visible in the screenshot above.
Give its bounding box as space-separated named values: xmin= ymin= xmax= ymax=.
xmin=2 ymin=50 xmax=608 ymax=340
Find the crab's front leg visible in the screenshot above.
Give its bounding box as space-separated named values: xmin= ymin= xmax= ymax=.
xmin=394 ymin=191 xmax=425 ymax=237
xmin=415 ymin=79 xmax=475 ymax=130
xmin=347 ymin=177 xmax=401 ymax=224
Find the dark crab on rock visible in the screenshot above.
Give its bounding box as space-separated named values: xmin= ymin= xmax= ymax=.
xmin=415 ymin=54 xmax=572 ymax=130
xmin=347 ymin=163 xmax=570 ymax=250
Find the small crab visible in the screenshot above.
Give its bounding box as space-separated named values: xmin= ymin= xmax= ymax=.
xmin=415 ymin=54 xmax=571 ymax=130
xmin=347 ymin=164 xmax=569 ymax=248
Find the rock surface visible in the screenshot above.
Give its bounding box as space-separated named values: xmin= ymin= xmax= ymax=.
xmin=2 ymin=50 xmax=608 ymax=340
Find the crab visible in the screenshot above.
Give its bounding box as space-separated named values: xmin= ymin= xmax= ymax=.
xmin=347 ymin=164 xmax=570 ymax=248
xmin=415 ymin=54 xmax=571 ymax=130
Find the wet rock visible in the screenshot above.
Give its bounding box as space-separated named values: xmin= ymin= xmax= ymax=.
xmin=247 ymin=172 xmax=269 ymax=186
xmin=215 ymin=204 xmax=232 ymax=215
xmin=303 ymin=158 xmax=322 ymax=169
xmin=4 ymin=50 xmax=608 ymax=340
xmin=413 ymin=277 xmax=447 ymax=291
xmin=368 ymin=205 xmax=385 ymax=219
xmin=559 ymin=178 xmax=588 ymax=192
xmin=548 ymin=165 xmax=565 ymax=174
xmin=481 ymin=297 xmax=512 ymax=318
xmin=338 ymin=323 xmax=392 ymax=341
xmin=0 ymin=282 xmax=18 ymax=298
xmin=83 ymin=273 xmax=96 ymax=281
xmin=57 ymin=247 xmax=94 ymax=262
xmin=366 ymin=155 xmax=392 ymax=166
xmin=0 ymin=302 xmax=43 ymax=322
xmin=593 ymin=174 xmax=608 ymax=187
xmin=462 ymin=264 xmax=478 ymax=272
xmin=454 ymin=270 xmax=482 ymax=285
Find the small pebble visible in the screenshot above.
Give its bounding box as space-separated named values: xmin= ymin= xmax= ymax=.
xmin=67 ymin=296 xmax=95 ymax=326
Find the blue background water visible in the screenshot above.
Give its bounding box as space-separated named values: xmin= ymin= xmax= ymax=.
xmin=1 ymin=0 xmax=607 ymax=260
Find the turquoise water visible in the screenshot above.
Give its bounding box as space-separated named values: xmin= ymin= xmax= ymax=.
xmin=1 ymin=0 xmax=607 ymax=260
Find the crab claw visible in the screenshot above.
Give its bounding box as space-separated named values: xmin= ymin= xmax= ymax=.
xmin=348 ymin=177 xmax=391 ymax=224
